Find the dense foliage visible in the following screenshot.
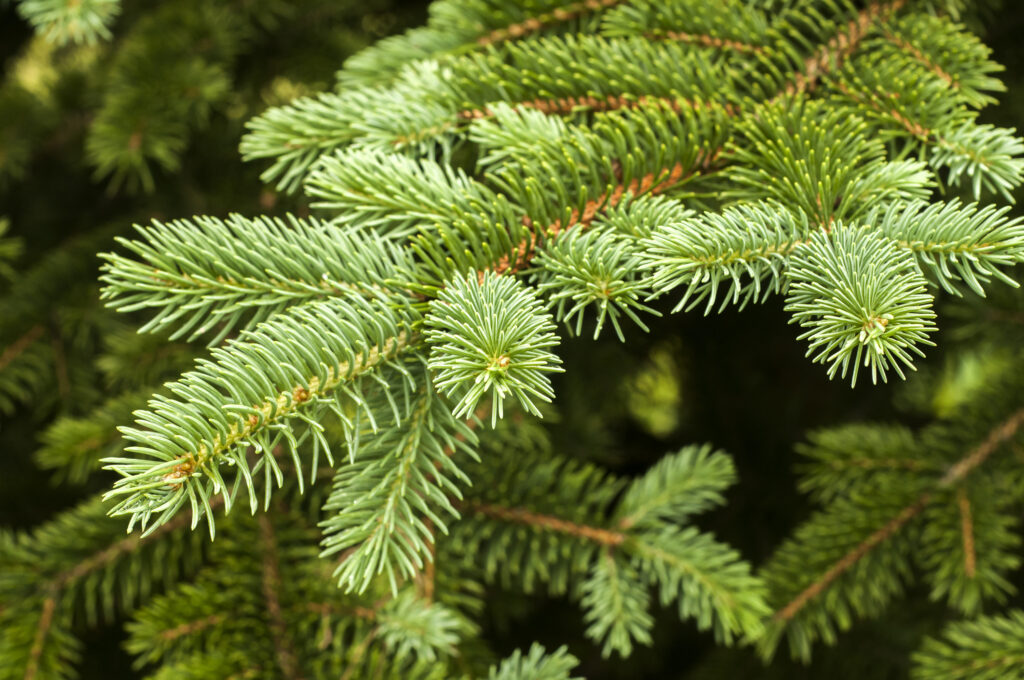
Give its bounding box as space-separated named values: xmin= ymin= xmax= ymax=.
xmin=5 ymin=0 xmax=1024 ymax=678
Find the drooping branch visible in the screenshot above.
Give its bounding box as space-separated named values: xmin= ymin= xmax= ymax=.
xmin=20 ymin=508 xmax=204 ymax=680
xmin=161 ymin=331 xmax=412 ymax=483
xmin=774 ymin=407 xmax=1024 ymax=622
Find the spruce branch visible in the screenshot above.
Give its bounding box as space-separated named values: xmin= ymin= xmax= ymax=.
xmin=762 ymin=407 xmax=1024 ymax=661
xmin=932 ymin=122 xmax=1024 ymax=203
xmin=425 ymin=271 xmax=562 ymax=424
xmin=338 ymin=0 xmax=627 ymax=89
xmin=34 ymin=388 xmax=153 ymax=484
xmin=100 ymin=216 xmax=412 ymax=343
xmin=55 ymin=2 xmax=1024 ymax=674
xmin=916 ymin=488 xmax=1020 ymax=615
xmin=580 ymin=553 xmax=653 ymax=658
xmin=795 ymin=423 xmax=932 ymax=503
xmin=246 ymin=36 xmax=733 ymax=186
xmin=486 ymin=644 xmax=580 ymax=680
xmin=872 ymin=14 xmax=1005 ymax=108
xmin=785 ymin=226 xmax=937 ymax=386
xmin=305 ymin=147 xmax=521 ymax=242
xmin=533 ymin=227 xmax=659 ymax=341
xmin=726 ymin=99 xmax=933 ymax=226
xmin=872 ymin=199 xmax=1024 ymax=296
xmin=0 ymin=498 xmax=206 ymax=680
xmin=320 ymin=376 xmax=479 ymax=594
xmin=16 ymin=0 xmax=121 ymax=45
xmin=641 ymin=201 xmax=808 ymax=315
xmin=124 ymin=511 xmax=466 ymax=679
xmin=103 ymin=295 xmax=416 ymax=536
xmin=437 ymin=33 xmax=733 ymax=119
xmin=778 ymin=0 xmax=905 ymax=97
xmin=613 ymin=444 xmax=736 ymax=530
xmin=627 ymin=526 xmax=769 ymax=644
xmin=600 ymin=0 xmax=769 ymax=54
xmin=595 ymin=193 xmax=693 ymax=239
xmin=456 ymin=445 xmax=767 ymax=649
xmin=912 ymin=611 xmax=1024 ymax=680
xmin=240 ymin=85 xmax=385 ymax=193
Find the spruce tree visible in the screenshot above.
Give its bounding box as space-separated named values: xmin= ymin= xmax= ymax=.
xmin=5 ymin=0 xmax=1024 ymax=679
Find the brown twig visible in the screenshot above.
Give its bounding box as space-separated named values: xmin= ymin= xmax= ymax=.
xmin=157 ymin=614 xmax=225 ymax=641
xmin=0 ymin=325 xmax=44 ymax=373
xmin=466 ymin=502 xmax=626 ymax=546
xmin=881 ymin=29 xmax=955 ymax=87
xmin=23 ymin=596 xmax=56 ymax=680
xmin=476 ymin=0 xmax=625 ymax=46
xmin=655 ymin=30 xmax=764 ymax=55
xmin=493 ymin=148 xmax=721 ymax=276
xmin=458 ymin=95 xmax=735 ymax=121
xmin=257 ymin=515 xmax=304 ymax=680
xmin=783 ymin=0 xmax=906 ymax=96
xmin=773 ymin=494 xmax=932 ymax=622
xmin=956 ymin=488 xmax=977 ymax=579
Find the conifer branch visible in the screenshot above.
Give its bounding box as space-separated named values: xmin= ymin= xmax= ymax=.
xmin=835 ymin=81 xmax=930 ymax=139
xmin=103 ymin=296 xmax=417 ymax=535
xmin=880 ymin=28 xmax=956 ymax=88
xmin=51 ymin=515 xmax=192 ymax=590
xmin=913 ymin=611 xmax=1024 ymax=679
xmin=486 ymin=644 xmax=579 ymax=680
xmin=11 ymin=503 xmax=206 ymax=680
xmin=17 ymin=0 xmax=121 ymax=45
xmin=495 ymin=151 xmax=721 ymax=277
xmin=101 ymin=216 xmax=410 ymax=342
xmin=784 ymin=0 xmax=905 ymax=96
xmin=773 ymin=494 xmax=932 ymax=623
xmin=773 ymin=407 xmax=1024 ymax=623
xmin=159 ymin=329 xmax=409 ymax=478
xmin=476 ymin=0 xmax=624 ymax=46
xmin=48 ymin=3 xmax=1024 ymax=674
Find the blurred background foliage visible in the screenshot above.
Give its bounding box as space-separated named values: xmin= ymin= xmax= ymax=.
xmin=3 ymin=0 xmax=1024 ymax=678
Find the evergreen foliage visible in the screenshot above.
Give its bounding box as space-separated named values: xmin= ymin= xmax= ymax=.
xmin=6 ymin=0 xmax=1024 ymax=678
